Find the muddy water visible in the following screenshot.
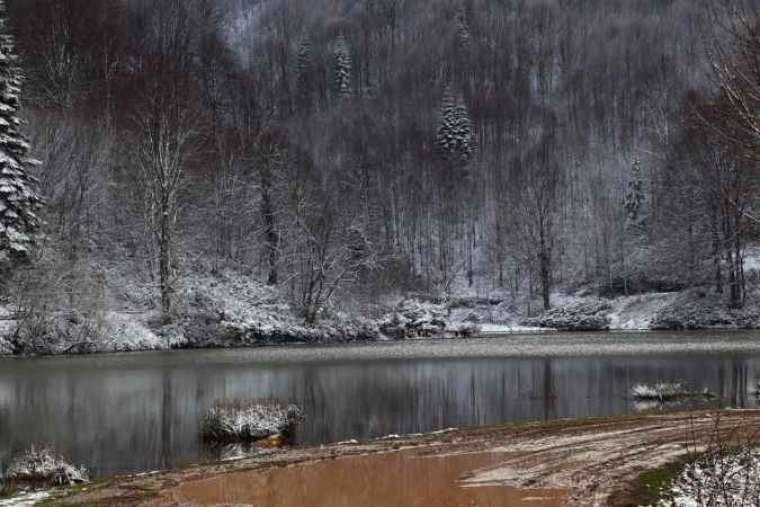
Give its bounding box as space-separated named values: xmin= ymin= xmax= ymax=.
xmin=163 ymin=451 xmax=566 ymax=507
xmin=2 ymin=333 xmax=760 ymax=477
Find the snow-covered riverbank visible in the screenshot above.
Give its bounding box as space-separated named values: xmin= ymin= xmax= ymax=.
xmin=2 ymin=268 xmax=760 ymax=357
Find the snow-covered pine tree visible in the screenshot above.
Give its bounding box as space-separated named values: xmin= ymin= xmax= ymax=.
xmin=435 ymin=86 xmax=474 ymax=167
xmin=0 ymin=0 xmax=42 ymax=263
xmin=624 ymin=159 xmax=646 ymax=228
xmin=333 ymin=34 xmax=352 ymax=100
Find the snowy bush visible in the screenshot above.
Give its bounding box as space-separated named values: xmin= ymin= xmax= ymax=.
xmin=182 ymin=272 xmax=381 ymax=347
xmin=525 ymin=301 xmax=611 ymax=331
xmin=631 ymin=382 xmax=714 ymax=404
xmin=0 ymin=309 xmax=11 ymax=353
xmin=9 ymin=309 xmax=168 ymax=356
xmin=632 ymin=383 xmax=691 ymax=402
xmin=2 ymin=447 xmax=88 ymax=492
xmin=379 ymin=299 xmax=448 ymax=339
xmin=201 ymin=399 xmax=304 ymax=443
xmin=659 ymin=448 xmax=760 ymax=506
xmin=651 ymin=290 xmax=760 ymax=331
xmin=0 ymin=336 xmax=10 ymax=355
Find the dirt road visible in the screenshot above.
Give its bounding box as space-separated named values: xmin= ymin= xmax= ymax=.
xmin=47 ymin=410 xmax=760 ymax=507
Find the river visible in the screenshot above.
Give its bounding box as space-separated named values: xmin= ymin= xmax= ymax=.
xmin=1 ymin=331 xmax=760 ymax=478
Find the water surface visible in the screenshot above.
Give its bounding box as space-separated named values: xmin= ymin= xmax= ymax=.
xmin=1 ymin=332 xmax=760 ymax=478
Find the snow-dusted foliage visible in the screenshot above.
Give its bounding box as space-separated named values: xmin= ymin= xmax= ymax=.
xmin=0 ymin=0 xmax=41 ymax=262
xmin=182 ymin=270 xmax=382 ymax=346
xmin=658 ymin=449 xmax=760 ymax=506
xmin=9 ymin=309 xmax=170 ymax=356
xmin=0 ymin=305 xmax=12 ymax=353
xmin=525 ymin=300 xmax=611 ymax=331
xmin=333 ymin=34 xmax=352 ymax=99
xmin=435 ymin=86 xmax=474 ymax=166
xmin=3 ymin=447 xmax=88 ymax=491
xmin=631 ymin=382 xmax=690 ymax=402
xmin=380 ymin=299 xmax=449 ymax=339
xmin=651 ymin=290 xmax=760 ymax=330
xmin=201 ymin=399 xmax=304 ymax=443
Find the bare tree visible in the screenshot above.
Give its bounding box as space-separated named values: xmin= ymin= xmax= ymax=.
xmin=135 ymin=95 xmax=198 ymax=321
xmin=512 ymin=120 xmax=560 ymax=311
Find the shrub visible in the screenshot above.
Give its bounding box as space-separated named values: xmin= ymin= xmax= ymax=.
xmin=2 ymin=446 xmax=88 ymax=493
xmin=201 ymin=398 xmax=304 ymax=444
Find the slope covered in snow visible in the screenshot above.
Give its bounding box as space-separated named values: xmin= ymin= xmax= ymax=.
xmin=607 ymin=293 xmax=679 ymax=331
xmin=3 ymin=260 xmax=760 ymax=357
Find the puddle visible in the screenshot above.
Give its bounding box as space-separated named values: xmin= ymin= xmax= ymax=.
xmin=160 ymin=451 xmax=566 ymax=507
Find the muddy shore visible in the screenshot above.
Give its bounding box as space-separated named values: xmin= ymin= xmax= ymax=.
xmin=35 ymin=410 xmax=760 ymax=507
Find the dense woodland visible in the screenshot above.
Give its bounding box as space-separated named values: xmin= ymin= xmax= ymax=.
xmin=2 ymin=0 xmax=760 ymax=331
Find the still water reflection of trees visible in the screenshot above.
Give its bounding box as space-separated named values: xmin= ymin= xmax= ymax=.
xmin=0 ymin=351 xmax=758 ymax=477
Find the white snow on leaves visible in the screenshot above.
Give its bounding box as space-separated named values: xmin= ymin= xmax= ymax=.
xmin=658 ymin=449 xmax=760 ymax=507
xmin=201 ymin=399 xmax=303 ymax=442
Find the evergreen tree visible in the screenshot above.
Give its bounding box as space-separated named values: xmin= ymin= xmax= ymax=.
xmin=435 ymin=86 xmax=474 ymax=167
xmin=0 ymin=1 xmax=42 ymax=263
xmin=333 ymin=34 xmax=352 ymax=100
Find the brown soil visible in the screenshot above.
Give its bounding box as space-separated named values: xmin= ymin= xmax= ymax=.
xmin=46 ymin=410 xmax=760 ymax=507
xmin=160 ymin=451 xmax=565 ymax=507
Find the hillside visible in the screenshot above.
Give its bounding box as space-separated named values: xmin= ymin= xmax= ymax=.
xmin=0 ymin=0 xmax=758 ymax=354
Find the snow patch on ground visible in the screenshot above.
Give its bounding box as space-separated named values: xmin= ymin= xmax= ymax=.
xmin=742 ymin=246 xmax=760 ymax=273
xmin=525 ymin=290 xmax=751 ymax=332
xmin=0 ymin=492 xmax=50 ymax=507
xmin=478 ymin=323 xmax=550 ymax=334
xmin=607 ymin=293 xmax=678 ymax=331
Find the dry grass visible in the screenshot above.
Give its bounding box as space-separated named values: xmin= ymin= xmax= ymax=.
xmin=201 ymin=398 xmax=303 ymax=444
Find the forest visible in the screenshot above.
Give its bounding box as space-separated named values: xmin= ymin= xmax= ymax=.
xmin=1 ymin=0 xmax=760 ymax=353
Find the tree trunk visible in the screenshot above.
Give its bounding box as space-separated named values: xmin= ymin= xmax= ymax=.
xmin=734 ymin=207 xmax=745 ymax=308
xmin=724 ymin=206 xmax=743 ymax=309
xmin=159 ymin=204 xmax=173 ymax=322
xmin=540 ymin=251 xmax=551 ymax=310
xmin=539 ymin=226 xmax=551 ymax=310
xmin=261 ymin=169 xmax=279 ymax=286
xmin=711 ymin=204 xmax=723 ymax=294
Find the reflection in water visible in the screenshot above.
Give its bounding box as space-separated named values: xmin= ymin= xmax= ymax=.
xmin=162 ymin=451 xmax=566 ymax=507
xmin=0 ymin=348 xmax=759 ymax=477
